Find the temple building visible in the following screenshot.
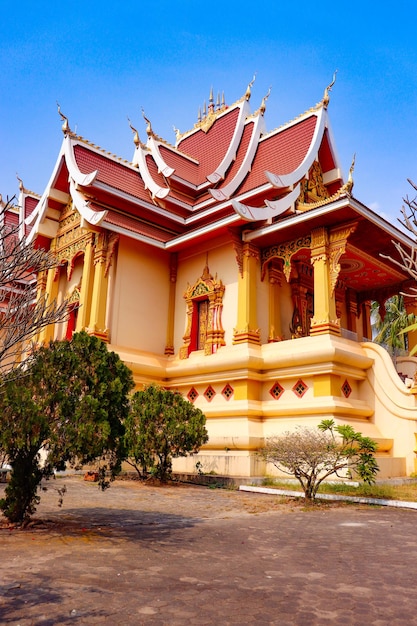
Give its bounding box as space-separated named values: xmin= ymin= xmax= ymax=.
xmin=11 ymin=77 xmax=417 ymax=478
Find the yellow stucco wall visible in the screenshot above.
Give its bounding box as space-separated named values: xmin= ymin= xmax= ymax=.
xmin=110 ymin=236 xmax=170 ymax=353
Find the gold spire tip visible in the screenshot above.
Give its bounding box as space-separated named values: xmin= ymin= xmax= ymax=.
xmin=322 ymin=70 xmax=338 ymax=109
xmin=141 ymin=108 xmax=153 ymax=136
xmin=57 ymin=101 xmax=71 ymax=134
xmin=245 ymin=74 xmax=256 ymax=100
xmin=127 ymin=117 xmax=140 ymax=147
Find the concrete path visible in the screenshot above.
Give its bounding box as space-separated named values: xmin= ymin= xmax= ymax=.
xmin=1 ymin=477 xmax=416 ymax=625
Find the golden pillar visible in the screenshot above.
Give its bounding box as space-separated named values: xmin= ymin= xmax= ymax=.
xmin=233 ymin=242 xmax=260 ymax=345
xmin=165 ymin=253 xmax=177 ymax=355
xmin=87 ymin=233 xmax=109 ymax=342
xmin=268 ymin=261 xmax=283 ymax=341
xmin=361 ymin=301 xmax=372 ymax=341
xmin=75 ymin=236 xmax=95 ymax=332
xmin=310 ymin=227 xmax=340 ymax=336
xmin=38 ymin=266 xmax=60 ymax=343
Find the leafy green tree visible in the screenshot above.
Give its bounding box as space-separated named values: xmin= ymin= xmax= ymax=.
xmin=371 ymin=296 xmax=415 ymax=356
xmin=124 ymin=384 xmax=208 ymax=481
xmin=0 ymin=331 xmax=134 ymax=523
xmin=380 ymin=179 xmax=417 ymax=354
xmin=259 ymin=419 xmax=379 ymax=502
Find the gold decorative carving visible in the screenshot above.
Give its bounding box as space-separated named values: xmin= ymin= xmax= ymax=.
xmin=261 ymin=236 xmax=311 ymax=282
xmin=180 ymin=264 xmax=225 ymax=359
xmin=231 ymin=235 xmax=244 ymax=277
xmin=105 ymin=233 xmax=119 ymax=277
xmin=298 ymin=161 xmax=329 ymax=205
xmin=328 ymin=222 xmax=357 ymax=294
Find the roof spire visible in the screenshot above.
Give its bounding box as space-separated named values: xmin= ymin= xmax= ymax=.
xmin=16 ymin=174 xmax=24 ymax=192
xmin=208 ymin=86 xmax=214 ymax=113
xmin=57 ymin=102 xmax=71 ymax=134
xmin=345 ymin=153 xmax=355 ymax=195
xmin=127 ymin=117 xmax=141 ymax=147
xmin=216 ymin=92 xmax=220 ymax=110
xmin=198 ymin=107 xmax=202 ymax=122
xmin=259 ymin=86 xmax=271 ymax=115
xmin=322 ymin=70 xmax=338 ymax=109
xmin=221 ymin=92 xmax=226 ymax=110
xmin=173 ymin=124 xmax=181 ymax=141
xmin=141 ymin=108 xmax=153 ymax=136
xmin=245 ymin=74 xmax=256 ymax=101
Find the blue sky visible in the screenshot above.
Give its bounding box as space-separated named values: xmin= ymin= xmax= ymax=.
xmin=1 ymin=1 xmax=417 ymax=223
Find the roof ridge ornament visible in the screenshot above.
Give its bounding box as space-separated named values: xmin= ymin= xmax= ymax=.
xmin=141 ymin=108 xmax=153 ymax=137
xmin=259 ymin=86 xmax=271 ymax=116
xmin=16 ymin=174 xmax=24 ymax=193
xmin=127 ymin=117 xmax=145 ymax=148
xmin=57 ymin=102 xmax=72 ymax=134
xmin=322 ymin=70 xmax=338 ymax=109
xmin=245 ymin=74 xmax=256 ymax=101
xmin=342 ymin=153 xmax=355 ymax=195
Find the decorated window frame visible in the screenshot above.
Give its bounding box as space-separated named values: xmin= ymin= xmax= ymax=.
xmin=180 ymin=264 xmax=225 ymax=359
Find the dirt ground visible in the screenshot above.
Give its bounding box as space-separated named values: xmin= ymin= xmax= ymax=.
xmin=1 ymin=476 xmax=417 ymax=625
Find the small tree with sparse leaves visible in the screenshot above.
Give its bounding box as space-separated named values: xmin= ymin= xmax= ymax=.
xmin=124 ymin=384 xmax=208 ymax=482
xmin=259 ymin=419 xmax=379 ymax=502
xmin=0 ymin=197 xmax=70 ymax=376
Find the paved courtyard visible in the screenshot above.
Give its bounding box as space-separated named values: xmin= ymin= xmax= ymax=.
xmin=1 ymin=476 xmax=417 ymax=625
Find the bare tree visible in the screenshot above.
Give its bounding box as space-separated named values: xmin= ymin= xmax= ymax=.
xmin=379 ymin=179 xmax=417 ymax=354
xmin=0 ymin=196 xmax=70 ymax=375
xmin=381 ymin=179 xmax=417 ymax=285
xmin=259 ymin=420 xmax=379 ymax=501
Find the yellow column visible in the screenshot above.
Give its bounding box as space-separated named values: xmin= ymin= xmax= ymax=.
xmin=165 ymin=253 xmax=177 ymax=355
xmin=233 ymin=242 xmax=260 ymax=345
xmin=362 ymin=301 xmax=372 ymax=341
xmin=310 ymin=227 xmax=340 ymax=336
xmin=38 ymin=266 xmax=60 ymax=343
xmin=268 ymin=261 xmax=283 ymax=341
xmin=313 ymin=373 xmax=341 ymax=397
xmin=75 ymin=236 xmax=94 ymax=332
xmin=87 ymin=233 xmax=109 ymax=342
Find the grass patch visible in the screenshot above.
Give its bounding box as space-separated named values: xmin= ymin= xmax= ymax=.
xmin=260 ymin=478 xmax=417 ymax=502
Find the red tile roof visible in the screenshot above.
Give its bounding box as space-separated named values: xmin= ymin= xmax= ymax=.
xmin=236 ymin=115 xmax=317 ymax=196
xmin=102 ymin=209 xmax=175 ymax=243
xmin=73 ymin=145 xmax=150 ymax=202
xmin=178 ymin=108 xmax=240 ymax=185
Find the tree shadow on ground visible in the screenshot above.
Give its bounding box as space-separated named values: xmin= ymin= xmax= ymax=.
xmin=0 ymin=575 xmax=109 ymax=625
xmin=4 ymin=506 xmax=200 ymax=543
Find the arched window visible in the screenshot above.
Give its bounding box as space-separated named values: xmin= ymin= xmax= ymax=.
xmin=180 ymin=264 xmax=225 ymax=359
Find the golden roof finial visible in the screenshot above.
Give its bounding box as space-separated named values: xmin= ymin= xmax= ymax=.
xmin=16 ymin=174 xmax=24 ymax=192
xmin=173 ymin=124 xmax=181 ymax=140
xmin=322 ymin=70 xmax=338 ymax=109
xmin=141 ymin=108 xmax=153 ymax=136
xmin=259 ymin=86 xmax=271 ymax=115
xmin=127 ymin=117 xmax=141 ymax=147
xmin=208 ymin=87 xmax=214 ymax=113
xmin=203 ymin=101 xmax=207 ymax=117
xmin=221 ymin=92 xmax=225 ymax=109
xmin=57 ymin=102 xmax=71 ymax=134
xmin=216 ymin=92 xmax=220 ymax=110
xmin=345 ymin=153 xmax=355 ymax=194
xmin=245 ymin=74 xmax=256 ymax=101
xmin=197 ymin=107 xmax=202 ymax=122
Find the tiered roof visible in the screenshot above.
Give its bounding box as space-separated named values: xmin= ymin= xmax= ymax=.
xmin=21 ymin=77 xmax=344 ymax=249
xmin=11 ymin=78 xmax=416 ymax=298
